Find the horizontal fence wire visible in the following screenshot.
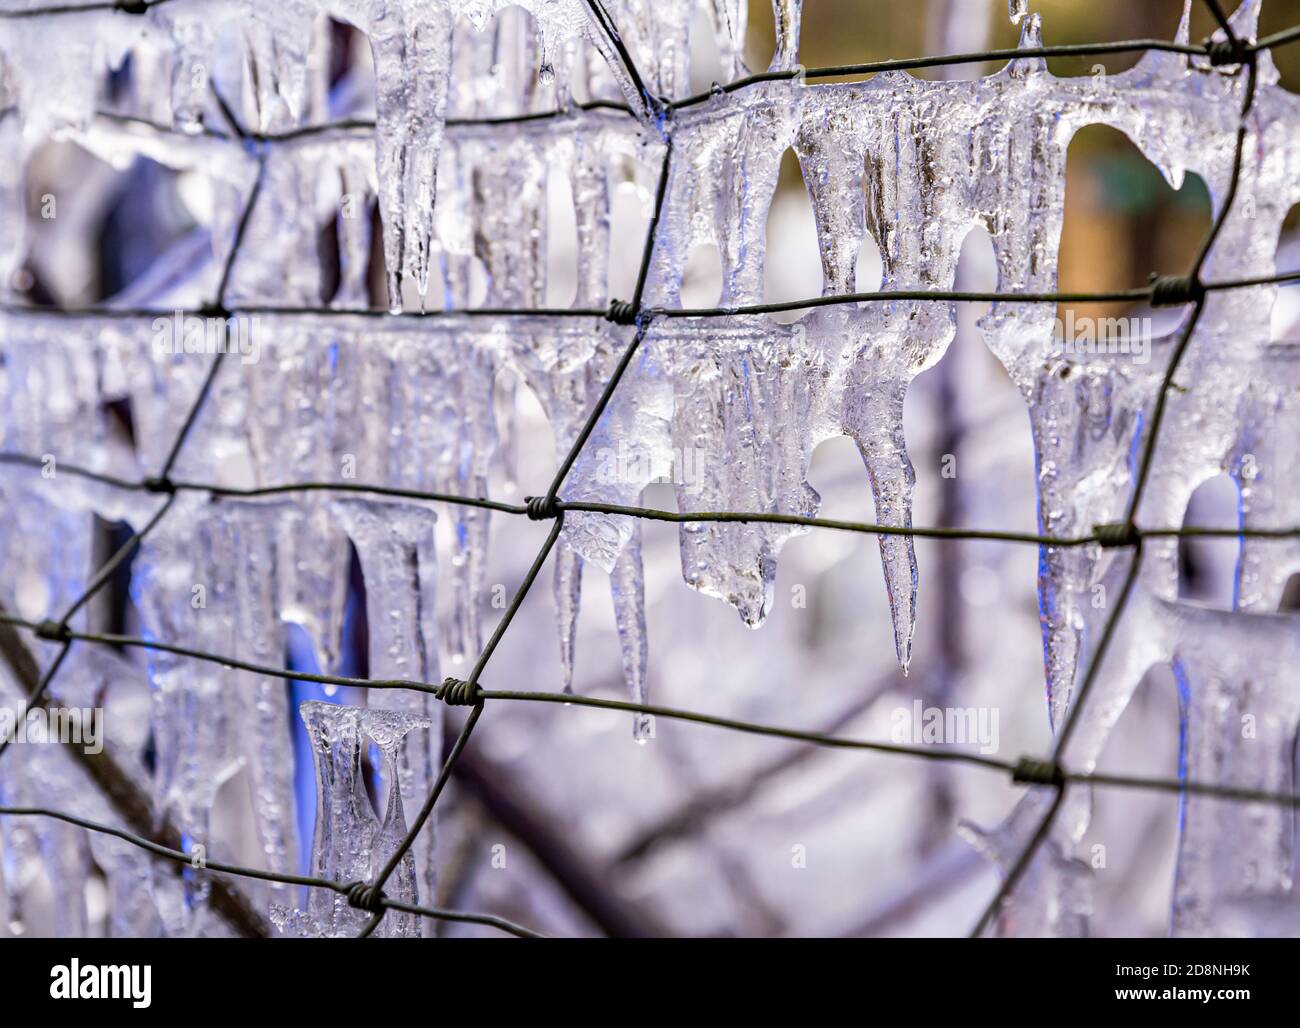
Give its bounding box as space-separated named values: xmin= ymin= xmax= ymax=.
xmin=2 ymin=451 xmax=1299 ymax=549
xmin=5 ymin=609 xmax=1300 ymax=808
xmin=0 ymin=0 xmax=1296 ymax=938
xmin=6 ymin=266 xmax=1300 ymax=321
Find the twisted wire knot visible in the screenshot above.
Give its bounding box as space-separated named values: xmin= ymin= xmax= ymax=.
xmin=1148 ymin=274 xmax=1205 ymax=308
xmin=605 ymin=299 xmax=639 ymax=326
xmin=115 ymin=0 xmax=151 ymax=13
xmin=198 ymin=302 xmax=232 ymax=320
xmin=1093 ymin=521 xmax=1140 ymax=549
xmin=1205 ymin=36 xmax=1251 ymax=68
xmin=142 ymin=475 xmax=176 ymax=495
xmin=525 ymin=495 xmax=559 ymax=521
xmin=1012 ymin=756 xmax=1066 ymax=789
xmin=344 ymin=881 xmax=386 ymax=914
xmin=34 ymin=619 xmax=71 ymax=644
xmin=436 ymin=676 xmax=482 ymax=706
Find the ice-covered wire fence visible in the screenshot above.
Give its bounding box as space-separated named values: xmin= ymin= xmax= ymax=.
xmin=0 ymin=0 xmax=1298 ymax=938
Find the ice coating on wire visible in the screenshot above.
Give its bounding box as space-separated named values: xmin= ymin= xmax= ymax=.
xmin=0 ymin=0 xmax=1298 ymax=938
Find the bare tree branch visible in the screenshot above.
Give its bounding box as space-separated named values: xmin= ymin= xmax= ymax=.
xmin=0 ymin=606 xmax=270 ymax=937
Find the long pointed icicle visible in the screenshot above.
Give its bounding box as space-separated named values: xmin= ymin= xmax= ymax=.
xmin=364 ymin=0 xmax=455 ymax=311
xmin=610 ymin=522 xmax=651 ymax=740
xmin=554 ymin=545 xmax=584 ymax=694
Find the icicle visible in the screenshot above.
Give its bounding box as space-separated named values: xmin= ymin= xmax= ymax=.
xmin=225 ymin=500 xmax=299 ymax=884
xmin=37 ymin=825 xmax=93 ymax=938
xmin=569 ymin=132 xmax=614 ymax=308
xmin=470 ymin=136 xmax=550 ymax=306
xmin=0 ymin=117 xmax=27 ymax=303
xmin=0 ymin=815 xmax=36 ymax=936
xmin=130 ymin=498 xmax=246 ymax=935
xmin=1008 ymin=0 xmax=1028 ymax=26
xmin=89 ymin=835 xmax=164 ymax=938
xmin=1175 ymin=0 xmax=1191 ymax=45
xmin=225 ymin=144 xmax=332 ymax=308
xmin=664 ymin=320 xmax=818 ymax=627
xmin=0 ymin=315 xmax=139 ymax=518
xmin=333 ymin=151 xmax=378 ymax=309
xmin=283 ymin=702 xmax=430 ymax=938
xmin=561 ymin=331 xmax=668 ymax=560
xmin=1235 ymin=358 xmax=1300 ymax=611
xmin=532 ymin=2 xmax=574 ymax=90
xmin=1008 ymin=13 xmax=1046 ymax=79
xmin=554 ymin=546 xmax=584 ymax=693
xmin=362 ymin=0 xmax=455 ymax=311
xmin=0 ymin=11 xmax=132 ymax=144
xmin=274 ymin=502 xmax=351 ymax=676
xmin=768 ymin=0 xmax=803 ymax=74
xmin=711 ymin=0 xmax=749 ymax=82
xmin=610 ymin=523 xmax=651 ymax=740
xmin=1157 ymin=600 xmax=1300 ymax=937
xmin=3 ymin=0 xmax=1299 ymax=943
xmin=443 ymin=344 xmax=500 ymax=663
xmin=332 ymin=497 xmax=443 ymax=928
xmin=150 ymin=5 xmax=217 ymax=134
xmin=495 ymin=369 xmax=520 ymax=493
xmin=1010 ymin=562 xmax=1300 ymax=935
xmin=241 ymin=0 xmax=317 ymax=134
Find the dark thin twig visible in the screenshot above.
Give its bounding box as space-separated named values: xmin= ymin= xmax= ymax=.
xmin=0 ymin=641 xmax=70 ymax=762
xmin=0 ymin=609 xmax=270 ymax=936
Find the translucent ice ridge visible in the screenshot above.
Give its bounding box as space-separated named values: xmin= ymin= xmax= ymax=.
xmin=0 ymin=0 xmax=748 ymax=309
xmin=2 ymin=0 xmax=1300 ymax=939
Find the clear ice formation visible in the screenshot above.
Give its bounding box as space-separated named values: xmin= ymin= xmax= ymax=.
xmin=332 ymin=497 xmax=444 ymax=931
xmin=0 ymin=0 xmax=681 ymax=310
xmin=277 ymin=701 xmax=430 ymax=937
xmin=0 ymin=0 xmax=1298 ymax=936
xmin=132 ymin=495 xmax=302 ymax=925
xmin=959 ymin=790 xmax=1091 ymax=938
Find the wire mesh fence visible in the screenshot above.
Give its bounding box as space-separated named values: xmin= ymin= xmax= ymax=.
xmin=0 ymin=0 xmax=1298 ymax=938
